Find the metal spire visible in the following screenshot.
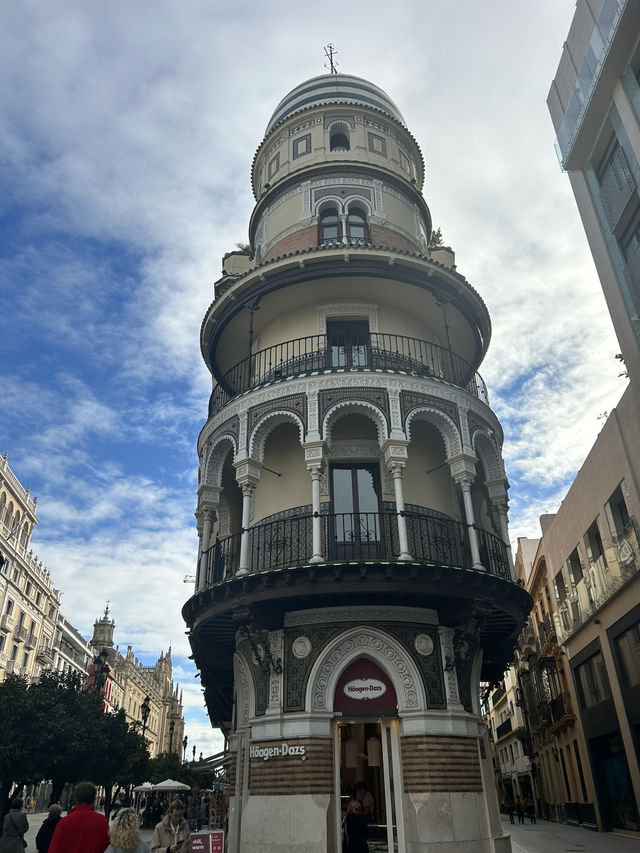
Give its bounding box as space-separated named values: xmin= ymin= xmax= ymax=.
xmin=324 ymin=44 xmax=339 ymax=74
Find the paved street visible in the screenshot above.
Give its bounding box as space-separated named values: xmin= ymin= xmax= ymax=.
xmin=500 ymin=815 xmax=640 ymax=853
xmin=20 ymin=810 xmax=640 ymax=852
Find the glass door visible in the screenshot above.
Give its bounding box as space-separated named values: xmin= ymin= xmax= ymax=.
xmin=330 ymin=464 xmax=382 ymax=560
xmin=327 ymin=320 xmax=369 ymax=368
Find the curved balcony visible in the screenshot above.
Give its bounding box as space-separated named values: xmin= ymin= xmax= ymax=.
xmin=200 ymin=507 xmax=509 ymax=587
xmin=209 ymin=332 xmax=488 ymax=415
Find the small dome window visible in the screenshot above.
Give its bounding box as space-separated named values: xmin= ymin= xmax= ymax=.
xmin=330 ymin=132 xmax=350 ymax=152
xmin=319 ymin=208 xmax=341 ymax=244
xmin=346 ymin=208 xmax=368 ymax=243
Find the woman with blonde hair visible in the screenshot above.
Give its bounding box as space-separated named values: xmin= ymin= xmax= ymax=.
xmin=106 ymin=808 xmax=150 ymax=853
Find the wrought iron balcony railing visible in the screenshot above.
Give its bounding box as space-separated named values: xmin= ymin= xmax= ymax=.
xmin=550 ymin=691 xmax=573 ymax=725
xmin=200 ymin=508 xmax=509 ymax=587
xmin=496 ymin=717 xmax=512 ymax=740
xmin=209 ymin=332 xmax=488 ymax=415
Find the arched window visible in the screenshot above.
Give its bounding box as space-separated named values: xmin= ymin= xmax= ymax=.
xmin=330 ymin=132 xmax=350 ymax=152
xmin=319 ymin=208 xmax=341 ymax=244
xmin=346 ymin=208 xmax=368 ymax=243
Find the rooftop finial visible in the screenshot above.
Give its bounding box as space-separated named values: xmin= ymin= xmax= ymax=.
xmin=324 ymin=44 xmax=339 ymax=75
xmin=104 ymin=599 xmax=110 ymax=619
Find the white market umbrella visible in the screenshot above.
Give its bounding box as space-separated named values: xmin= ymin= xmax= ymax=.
xmin=133 ymin=782 xmax=154 ymax=792
xmin=153 ymin=779 xmax=190 ymax=791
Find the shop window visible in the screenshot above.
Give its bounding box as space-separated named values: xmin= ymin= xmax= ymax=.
xmin=318 ymin=208 xmax=341 ymax=244
xmin=613 ymin=620 xmax=640 ymax=688
xmin=330 ymin=132 xmax=349 ymax=152
xmin=567 ymin=547 xmax=583 ymax=583
xmin=368 ymin=132 xmax=387 ymax=157
xmin=293 ymin=133 xmax=311 ymax=159
xmin=346 ymin=207 xmax=368 ymax=243
xmin=574 ymin=651 xmax=611 ymax=708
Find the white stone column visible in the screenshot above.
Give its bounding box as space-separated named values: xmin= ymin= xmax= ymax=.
xmin=234 ymin=459 xmax=261 ymax=576
xmin=238 ymin=485 xmax=254 ymax=575
xmin=382 ymin=440 xmax=411 ymax=561
xmin=198 ymin=507 xmax=216 ymax=590
xmin=486 ymin=478 xmax=516 ymax=579
xmin=390 ymin=462 xmax=412 ymax=560
xmin=447 ymin=453 xmax=483 ymax=570
xmin=195 ymin=485 xmax=221 ymax=590
xmin=304 ymin=442 xmax=326 ymax=563
xmin=459 ymin=476 xmax=483 ymax=570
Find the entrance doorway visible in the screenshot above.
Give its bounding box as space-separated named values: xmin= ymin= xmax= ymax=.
xmin=335 ymin=719 xmax=404 ymax=853
xmin=333 ymin=658 xmax=404 ymax=852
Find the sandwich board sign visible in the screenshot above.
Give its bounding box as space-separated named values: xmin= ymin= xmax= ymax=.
xmin=191 ymin=830 xmax=224 ymax=853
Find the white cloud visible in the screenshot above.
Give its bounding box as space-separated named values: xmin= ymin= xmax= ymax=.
xmin=0 ymin=0 xmax=615 ymax=747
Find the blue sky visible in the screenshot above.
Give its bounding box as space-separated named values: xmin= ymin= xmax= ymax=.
xmin=0 ymin=1 xmax=626 ymax=755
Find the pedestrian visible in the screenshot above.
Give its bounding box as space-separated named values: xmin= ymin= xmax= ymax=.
xmin=48 ymin=781 xmax=109 ymax=853
xmin=525 ymin=794 xmax=536 ymax=824
xmin=0 ymin=797 xmax=29 ymax=853
xmin=151 ymin=799 xmax=192 ymax=853
xmin=503 ymin=793 xmax=515 ymax=824
xmin=106 ymin=808 xmax=150 ymax=853
xmin=36 ymin=804 xmax=63 ymax=853
xmin=343 ymin=798 xmax=368 ymax=853
xmin=515 ymin=795 xmax=525 ymax=824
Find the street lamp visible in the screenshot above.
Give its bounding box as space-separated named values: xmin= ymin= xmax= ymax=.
xmin=192 ymin=745 xmax=196 ymax=763
xmin=140 ymin=696 xmax=151 ymax=739
xmin=183 ymin=735 xmax=188 ymax=762
xmin=92 ymin=649 xmax=110 ymax=692
xmin=169 ymin=720 xmax=175 ymax=754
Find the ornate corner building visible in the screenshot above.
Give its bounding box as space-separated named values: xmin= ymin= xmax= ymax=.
xmin=183 ymin=74 xmax=531 ymax=853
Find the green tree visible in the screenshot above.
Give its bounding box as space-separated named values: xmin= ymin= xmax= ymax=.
xmin=428 ymin=226 xmax=444 ymax=250
xmin=0 ymin=675 xmax=38 ymax=817
xmin=0 ymin=670 xmax=150 ymax=821
xmin=147 ymin=752 xmax=201 ymax=788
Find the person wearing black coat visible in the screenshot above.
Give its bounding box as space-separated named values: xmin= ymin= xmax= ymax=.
xmin=36 ymin=804 xmax=63 ymax=853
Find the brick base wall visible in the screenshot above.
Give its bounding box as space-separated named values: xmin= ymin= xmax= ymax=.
xmin=401 ymin=735 xmax=482 ymax=793
xmin=263 ymin=224 xmax=421 ymax=262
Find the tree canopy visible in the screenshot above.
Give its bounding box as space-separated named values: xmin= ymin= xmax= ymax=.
xmin=0 ymin=671 xmax=149 ymax=819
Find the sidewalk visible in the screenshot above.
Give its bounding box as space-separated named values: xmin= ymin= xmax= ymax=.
xmin=22 ymin=809 xmax=640 ymax=852
xmin=500 ymin=814 xmax=640 ymax=853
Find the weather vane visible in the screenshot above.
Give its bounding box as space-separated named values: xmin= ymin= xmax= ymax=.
xmin=324 ymin=44 xmax=339 ymax=75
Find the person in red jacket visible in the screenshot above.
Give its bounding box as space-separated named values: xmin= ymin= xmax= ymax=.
xmin=48 ymin=781 xmax=109 ymax=853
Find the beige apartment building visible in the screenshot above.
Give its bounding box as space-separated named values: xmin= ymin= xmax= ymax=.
xmin=528 ymin=1 xmax=640 ymax=831
xmin=0 ymin=453 xmax=60 ymax=681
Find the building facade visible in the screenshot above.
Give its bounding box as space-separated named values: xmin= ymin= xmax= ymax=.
xmin=90 ymin=608 xmax=185 ymax=759
xmin=0 ymin=453 xmax=60 ymax=682
xmin=183 ymin=74 xmax=530 ymax=853
xmin=544 ymin=0 xmax=640 ymax=833
xmin=54 ymin=613 xmax=95 ymax=677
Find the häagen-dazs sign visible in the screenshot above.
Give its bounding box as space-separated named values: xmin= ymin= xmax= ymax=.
xmin=343 ymin=677 xmax=387 ymax=701
xmin=250 ymin=742 xmax=306 ymax=761
xmin=334 ymin=657 xmax=398 ymax=712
